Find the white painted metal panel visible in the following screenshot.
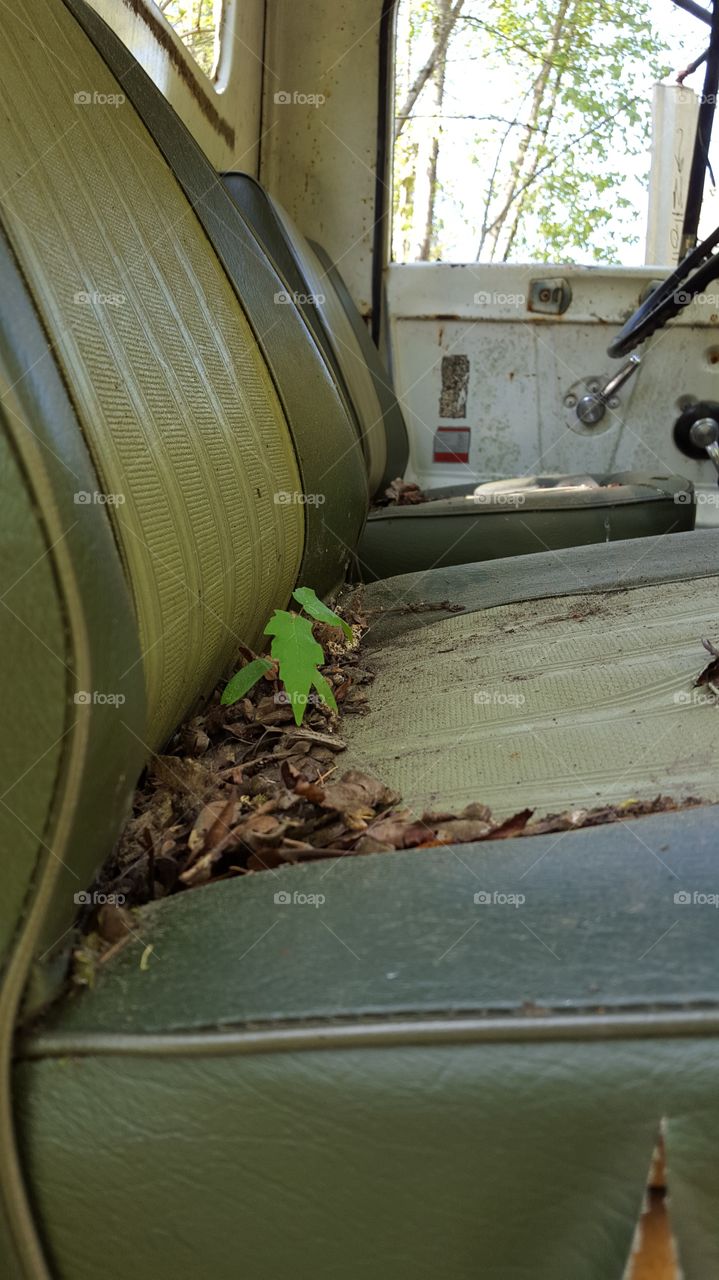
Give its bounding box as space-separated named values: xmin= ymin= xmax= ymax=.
xmin=387 ymin=262 xmax=719 ymax=524
xmin=88 ymin=0 xmax=265 ymax=171
xmin=261 ymin=0 xmax=383 ymax=315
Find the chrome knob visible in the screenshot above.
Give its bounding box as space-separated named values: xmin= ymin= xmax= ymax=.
xmin=689 ymin=417 xmax=719 ymax=478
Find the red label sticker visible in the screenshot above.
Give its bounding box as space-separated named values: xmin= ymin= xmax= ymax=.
xmin=434 ymin=427 xmax=470 ymax=463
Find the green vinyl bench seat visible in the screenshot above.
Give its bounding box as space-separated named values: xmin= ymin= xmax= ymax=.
xmin=0 ymin=3 xmax=717 ymax=1279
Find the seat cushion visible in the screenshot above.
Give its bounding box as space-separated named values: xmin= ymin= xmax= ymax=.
xmin=15 ymin=530 xmax=719 ymax=1279
xmin=358 ymin=472 xmax=695 ymax=580
xmin=16 ymin=802 xmax=719 ymax=1280
xmin=342 ymin=528 xmax=719 ymax=814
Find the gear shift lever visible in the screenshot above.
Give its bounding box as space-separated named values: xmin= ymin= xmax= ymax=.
xmin=689 ymin=417 xmax=719 ymax=481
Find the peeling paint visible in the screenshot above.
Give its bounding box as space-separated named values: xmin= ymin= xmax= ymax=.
xmin=439 ymin=354 xmax=469 ymax=419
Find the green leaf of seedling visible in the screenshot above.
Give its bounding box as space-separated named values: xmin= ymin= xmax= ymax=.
xmin=221 ymin=657 xmax=273 ymax=706
xmin=264 ymin=610 xmax=336 ymax=725
xmin=292 ymin=586 xmax=353 ymax=640
xmin=311 ymin=670 xmax=337 ymax=715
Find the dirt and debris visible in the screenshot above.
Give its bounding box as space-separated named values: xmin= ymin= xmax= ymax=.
xmin=75 ymin=602 xmax=708 ymax=970
xmin=377 ymin=477 xmax=428 ymax=506
xmin=694 ymin=638 xmax=719 ymax=693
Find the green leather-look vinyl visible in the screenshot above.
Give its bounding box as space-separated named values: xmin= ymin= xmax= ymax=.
xmin=353 ymin=526 xmax=719 ymax=646
xmin=357 ymin=472 xmax=695 ymax=579
xmin=0 ymin=0 xmax=306 ymax=749
xmin=0 ymin=231 xmax=146 ymax=1276
xmin=309 ymin=240 xmax=410 ymax=489
xmin=268 ymin=200 xmax=389 ymax=496
xmin=65 ymin=0 xmax=370 ymax=605
xmin=17 ymin=804 xmax=719 ymax=1279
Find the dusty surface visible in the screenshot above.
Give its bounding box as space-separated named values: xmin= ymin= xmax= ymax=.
xmin=339 ymin=578 xmax=719 ymax=818
xmin=80 ymin=581 xmax=711 ymax=965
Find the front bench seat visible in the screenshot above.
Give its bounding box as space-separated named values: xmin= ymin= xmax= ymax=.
xmin=2 ymin=3 xmax=718 ymax=1279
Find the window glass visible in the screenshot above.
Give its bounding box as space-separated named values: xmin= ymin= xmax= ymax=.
xmin=393 ymin=0 xmax=717 ymax=266
xmin=155 ymin=0 xmax=224 ymax=79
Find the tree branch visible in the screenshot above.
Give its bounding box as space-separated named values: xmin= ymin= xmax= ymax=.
xmin=394 ymin=0 xmax=465 ymax=142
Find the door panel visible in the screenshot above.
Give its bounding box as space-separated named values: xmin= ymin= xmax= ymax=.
xmin=387 ymin=262 xmax=719 ymax=523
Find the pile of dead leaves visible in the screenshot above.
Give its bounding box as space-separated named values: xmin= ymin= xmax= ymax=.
xmin=377 ymin=477 xmax=428 ymax=506
xmin=84 ymin=588 xmax=705 ymax=946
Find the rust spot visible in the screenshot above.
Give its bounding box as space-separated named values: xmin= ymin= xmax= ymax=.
xmin=439 ymin=355 xmax=469 ymax=419
xmin=120 ymin=0 xmax=235 ymax=149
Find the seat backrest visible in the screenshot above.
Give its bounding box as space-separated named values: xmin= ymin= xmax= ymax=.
xmin=309 ymin=241 xmax=410 ymax=487
xmin=0 ymin=0 xmax=370 ymax=1029
xmin=223 ymin=173 xmax=410 ymax=497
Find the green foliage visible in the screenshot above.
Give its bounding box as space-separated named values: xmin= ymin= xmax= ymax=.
xmin=264 ymin=611 xmax=338 ymax=726
xmin=394 ymin=0 xmax=671 ymax=264
xmin=158 ymin=0 xmax=218 ymax=77
xmin=222 ymin=588 xmax=351 ymax=726
xmin=292 ymin=586 xmax=353 ymax=640
xmin=220 ymin=658 xmax=273 ymax=707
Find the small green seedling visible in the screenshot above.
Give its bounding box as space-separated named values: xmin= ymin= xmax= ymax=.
xmin=221 ymin=587 xmax=351 ymax=725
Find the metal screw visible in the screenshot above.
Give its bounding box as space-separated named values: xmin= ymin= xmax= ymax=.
xmin=564 ymin=393 xmax=577 ymax=408
xmin=608 ymin=397 xmax=620 ymax=410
